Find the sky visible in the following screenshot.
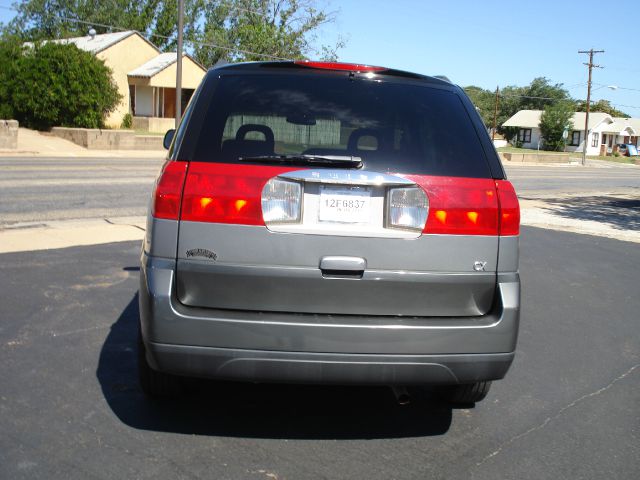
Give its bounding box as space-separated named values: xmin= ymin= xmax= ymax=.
xmin=1 ymin=0 xmax=639 ymax=115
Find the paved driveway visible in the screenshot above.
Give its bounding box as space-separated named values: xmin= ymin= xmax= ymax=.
xmin=1 ymin=227 xmax=638 ymax=479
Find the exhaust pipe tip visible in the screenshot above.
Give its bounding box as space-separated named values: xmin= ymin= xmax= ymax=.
xmin=391 ymin=386 xmax=411 ymax=405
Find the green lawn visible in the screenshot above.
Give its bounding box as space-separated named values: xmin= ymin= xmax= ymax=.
xmin=134 ymin=129 xmax=165 ymax=136
xmin=586 ymin=155 xmax=637 ymax=164
xmin=496 ymin=146 xmax=569 ymax=155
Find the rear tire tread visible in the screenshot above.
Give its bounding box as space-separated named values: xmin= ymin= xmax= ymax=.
xmin=138 ymin=333 xmax=183 ymax=397
xmin=443 ymin=381 xmax=492 ymax=404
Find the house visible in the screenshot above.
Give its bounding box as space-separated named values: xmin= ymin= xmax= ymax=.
xmin=502 ymin=109 xmax=639 ymax=156
xmin=34 ymin=30 xmax=207 ymax=131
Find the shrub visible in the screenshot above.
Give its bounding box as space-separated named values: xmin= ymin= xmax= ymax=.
xmin=121 ymin=112 xmax=132 ymax=129
xmin=0 ymin=40 xmax=121 ymax=130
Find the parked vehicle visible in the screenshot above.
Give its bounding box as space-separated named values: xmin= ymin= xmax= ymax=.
xmin=139 ymin=61 xmax=521 ymax=405
xmin=617 ymin=143 xmax=639 ymax=157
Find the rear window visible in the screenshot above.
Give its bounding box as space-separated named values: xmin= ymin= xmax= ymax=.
xmin=191 ymin=74 xmax=491 ymax=178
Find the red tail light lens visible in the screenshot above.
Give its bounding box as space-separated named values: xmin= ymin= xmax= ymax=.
xmin=495 ymin=180 xmax=520 ymax=236
xmin=294 ymin=61 xmax=386 ymax=73
xmin=404 ymin=176 xmax=500 ymax=235
xmin=152 ymin=161 xmax=188 ymax=220
xmin=180 ymin=163 xmax=300 ymax=225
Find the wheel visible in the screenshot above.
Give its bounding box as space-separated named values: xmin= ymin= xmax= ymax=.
xmin=138 ymin=331 xmax=183 ymax=397
xmin=440 ymin=381 xmax=492 ymax=405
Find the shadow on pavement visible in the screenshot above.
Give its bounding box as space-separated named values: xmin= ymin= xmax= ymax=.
xmin=96 ymin=294 xmax=453 ymax=440
xmin=539 ymin=195 xmax=640 ymax=231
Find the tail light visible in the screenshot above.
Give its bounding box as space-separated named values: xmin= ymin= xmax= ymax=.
xmin=294 ymin=61 xmax=386 ymax=73
xmin=261 ymin=179 xmax=302 ymax=223
xmin=180 ymin=163 xmax=299 ymax=225
xmin=495 ymin=180 xmax=520 ymax=236
xmin=151 ymin=160 xmax=188 ymax=220
xmin=386 ymin=187 xmax=429 ymax=231
xmin=404 ymin=176 xmax=519 ymax=236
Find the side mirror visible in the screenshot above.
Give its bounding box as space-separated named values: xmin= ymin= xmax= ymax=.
xmin=163 ymin=129 xmax=175 ymax=150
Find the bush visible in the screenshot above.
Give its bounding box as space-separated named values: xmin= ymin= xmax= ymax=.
xmin=539 ymin=102 xmax=574 ymax=152
xmin=121 ymin=112 xmax=132 ymax=129
xmin=0 ymin=40 xmax=121 ymax=130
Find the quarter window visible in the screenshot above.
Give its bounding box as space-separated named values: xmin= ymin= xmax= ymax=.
xmin=518 ymin=128 xmax=532 ymax=143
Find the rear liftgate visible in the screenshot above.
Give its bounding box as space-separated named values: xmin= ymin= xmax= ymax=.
xmin=171 ymin=162 xmax=518 ymax=318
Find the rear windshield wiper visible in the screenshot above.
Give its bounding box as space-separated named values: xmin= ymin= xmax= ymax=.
xmin=238 ymin=154 xmax=362 ymax=168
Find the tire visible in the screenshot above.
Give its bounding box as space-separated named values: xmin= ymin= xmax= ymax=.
xmin=138 ymin=331 xmax=183 ymax=397
xmin=440 ymin=381 xmax=492 ymax=405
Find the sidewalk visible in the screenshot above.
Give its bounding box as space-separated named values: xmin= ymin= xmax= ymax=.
xmin=1 ymin=199 xmax=638 ymax=254
xmin=0 ymin=128 xmax=165 ymax=158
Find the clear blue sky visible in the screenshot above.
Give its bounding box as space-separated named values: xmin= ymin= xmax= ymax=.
xmin=319 ymin=0 xmax=640 ymax=115
xmin=2 ymin=0 xmax=639 ymax=115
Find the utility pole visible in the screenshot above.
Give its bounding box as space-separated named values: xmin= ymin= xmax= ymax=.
xmin=492 ymin=86 xmax=499 ymax=141
xmin=578 ymin=49 xmax=604 ymax=165
xmin=175 ymin=0 xmax=184 ymax=129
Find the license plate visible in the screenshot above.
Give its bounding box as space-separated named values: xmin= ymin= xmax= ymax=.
xmin=319 ymin=185 xmax=372 ymax=223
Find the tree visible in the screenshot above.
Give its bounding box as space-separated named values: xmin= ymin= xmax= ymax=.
xmin=192 ymin=0 xmax=345 ymax=67
xmin=576 ymin=99 xmax=628 ymax=118
xmin=464 ymin=86 xmax=495 ymax=128
xmin=3 ymin=0 xmax=204 ymax=51
xmin=538 ymin=101 xmax=575 ymax=152
xmin=464 ymin=77 xmax=576 ymax=143
xmin=0 ymin=40 xmax=121 ymax=129
xmin=3 ymin=0 xmax=345 ymax=64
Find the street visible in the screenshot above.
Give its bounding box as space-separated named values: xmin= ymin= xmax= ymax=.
xmin=1 ymin=228 xmax=638 ymax=479
xmin=1 ymin=156 xmax=640 ymax=226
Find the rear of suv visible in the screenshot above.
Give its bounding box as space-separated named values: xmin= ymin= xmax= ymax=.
xmin=139 ymin=61 xmax=521 ymax=404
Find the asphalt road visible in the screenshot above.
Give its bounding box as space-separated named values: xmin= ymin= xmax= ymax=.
xmin=1 ymin=156 xmax=639 ymax=225
xmin=1 ymin=227 xmax=638 ymax=479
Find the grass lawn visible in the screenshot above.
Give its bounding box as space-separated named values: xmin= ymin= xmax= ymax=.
xmin=496 ymin=146 xmax=569 ymax=155
xmin=586 ymin=155 xmax=637 ymax=164
xmin=135 ymin=130 xmax=165 ymax=136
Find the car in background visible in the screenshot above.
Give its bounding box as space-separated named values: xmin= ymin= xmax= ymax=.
xmin=138 ymin=61 xmax=521 ymax=405
xmin=617 ymin=144 xmax=639 ymax=157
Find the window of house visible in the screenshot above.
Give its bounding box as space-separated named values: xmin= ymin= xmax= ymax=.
xmin=592 ymin=132 xmax=599 ymax=148
xmin=518 ymin=128 xmax=532 ymax=143
xmin=601 ymin=134 xmax=607 ymax=145
xmin=570 ymin=131 xmax=580 ymax=146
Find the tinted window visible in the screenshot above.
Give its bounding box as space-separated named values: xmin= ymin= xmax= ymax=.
xmin=191 ymin=74 xmax=491 ymax=178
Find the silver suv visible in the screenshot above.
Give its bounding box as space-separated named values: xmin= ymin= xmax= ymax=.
xmin=139 ymin=61 xmax=521 ymax=404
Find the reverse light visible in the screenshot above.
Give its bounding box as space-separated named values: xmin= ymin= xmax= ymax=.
xmin=261 ymin=178 xmax=302 ymax=223
xmin=387 ymin=187 xmax=429 ymax=231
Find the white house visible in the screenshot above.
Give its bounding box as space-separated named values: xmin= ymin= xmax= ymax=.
xmin=502 ymin=109 xmax=639 ymax=156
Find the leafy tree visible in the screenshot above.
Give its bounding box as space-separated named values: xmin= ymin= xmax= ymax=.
xmin=3 ymin=0 xmax=204 ymax=51
xmin=576 ymin=99 xmax=628 ymax=118
xmin=464 ymin=86 xmax=495 ymax=129
xmin=192 ymin=0 xmax=345 ymax=66
xmin=0 ymin=40 xmax=121 ymax=129
xmin=519 ymin=77 xmax=574 ymax=110
xmin=464 ymin=77 xmax=576 ymax=143
xmin=3 ymin=0 xmax=344 ymax=63
xmin=538 ymin=101 xmax=575 ymax=151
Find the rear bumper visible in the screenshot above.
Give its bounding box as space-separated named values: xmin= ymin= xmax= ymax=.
xmin=140 ymin=255 xmax=520 ymax=385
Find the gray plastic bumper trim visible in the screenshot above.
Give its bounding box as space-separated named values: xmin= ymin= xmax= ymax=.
xmin=146 ymin=343 xmax=515 ymax=385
